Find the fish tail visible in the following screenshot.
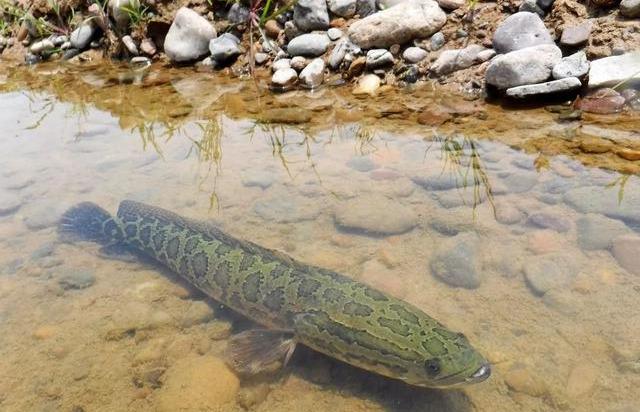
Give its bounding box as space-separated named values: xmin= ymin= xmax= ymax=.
xmin=58 ymin=202 xmax=120 ymax=243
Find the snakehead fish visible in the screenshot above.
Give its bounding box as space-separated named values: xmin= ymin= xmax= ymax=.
xmin=59 ymin=200 xmax=491 ymax=388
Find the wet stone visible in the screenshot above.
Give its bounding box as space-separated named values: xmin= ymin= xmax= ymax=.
xmin=495 ymin=204 xmax=524 ymax=225
xmin=31 ymin=242 xmax=56 ymax=260
xmin=237 ymin=384 xmax=271 ymax=410
xmin=180 ymin=301 xmax=215 ymax=328
xmin=504 ymin=362 xmax=549 ymax=397
xmin=430 ymin=233 xmax=481 ymax=289
xmin=612 ymin=235 xmax=640 ymax=276
xmin=523 ymin=254 xmax=577 ymax=296
xmin=576 ymin=214 xmax=629 ymax=251
xmin=564 ymin=184 xmax=640 ymax=228
xmin=242 ymin=171 xmax=276 ymax=189
xmin=346 ymin=156 xmax=378 ymax=172
xmin=253 ymin=196 xmax=320 ymax=223
xmin=58 ymin=270 xmax=96 ymax=290
xmin=412 ymin=173 xmax=462 ymax=191
xmin=366 ymin=49 xmax=394 ymax=70
xmin=24 ymin=203 xmax=70 ymax=231
xmin=526 ymin=212 xmax=572 ymax=233
xmin=333 ymin=194 xmax=418 ymax=236
xmin=500 ymin=172 xmax=538 ymax=193
xmin=566 ymin=364 xmax=598 ymax=398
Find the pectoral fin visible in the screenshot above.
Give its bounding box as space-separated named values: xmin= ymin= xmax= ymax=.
xmin=224 ymin=329 xmax=296 ymax=375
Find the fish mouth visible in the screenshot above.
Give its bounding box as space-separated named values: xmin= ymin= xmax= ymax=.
xmin=466 ymin=363 xmax=491 ymax=384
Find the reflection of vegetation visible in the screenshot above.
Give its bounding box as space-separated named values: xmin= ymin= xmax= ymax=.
xmin=606 ymin=174 xmax=631 ymax=205
xmin=431 ymin=134 xmax=496 ymax=214
xmin=22 ymin=92 xmax=56 ymax=130
xmin=187 ymin=116 xmax=224 ymax=212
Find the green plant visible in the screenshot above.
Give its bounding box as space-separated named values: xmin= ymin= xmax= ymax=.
xmin=120 ymin=1 xmax=150 ymax=27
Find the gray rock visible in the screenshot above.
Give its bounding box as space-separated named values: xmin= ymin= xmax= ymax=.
xmin=356 ymin=0 xmax=377 ymax=16
xmin=412 ymin=173 xmax=462 ymax=191
xmin=564 ymin=184 xmax=640 ymax=228
xmin=348 ymin=0 xmax=446 ymax=49
xmin=328 ymin=0 xmax=357 ymax=17
xmin=430 ymin=233 xmax=481 ymax=289
xmin=526 ymin=212 xmax=572 ymax=232
xmin=290 ymin=56 xmax=307 ymax=71
xmin=293 ymin=0 xmax=330 ymax=32
xmin=254 ymin=52 xmax=269 ymax=64
xmin=492 ymin=12 xmax=553 ymax=54
xmin=519 ymin=0 xmax=544 ymax=17
xmin=500 ymin=172 xmax=538 ymax=193
xmin=164 ymin=7 xmax=216 ymax=62
xmin=271 ymin=68 xmax=298 ymax=88
xmin=486 ymin=44 xmax=562 ymax=89
xmin=588 ymin=52 xmax=640 ymax=89
xmin=59 ymin=270 xmax=96 ymax=290
xmin=612 ymin=235 xmax=640 ymax=276
xmin=495 ymin=204 xmax=524 ymax=225
xmin=0 ymin=193 xmax=22 ymax=216
xmin=333 ymin=194 xmax=418 ymax=236
xmin=523 ymin=254 xmax=577 ymax=296
xmin=272 ymin=58 xmax=291 ymax=71
xmin=327 ymin=28 xmax=344 ymax=41
xmin=560 ymin=21 xmax=591 ymax=47
xmin=552 ymin=51 xmax=589 ymax=80
xmin=209 ymin=33 xmax=241 ymax=63
xmin=378 ymin=0 xmax=407 ymax=8
xmin=284 ymin=21 xmax=302 ymax=40
xmin=430 ymin=32 xmax=445 ymax=51
xmin=30 ymin=39 xmax=55 ymax=55
xmin=537 ymin=0 xmax=554 ymax=8
xmin=254 ymin=196 xmax=321 ymax=223
xmin=287 ymin=33 xmax=330 ymax=57
xmin=620 ymin=0 xmax=640 ymax=17
xmin=70 ymin=22 xmax=96 ymax=50
xmin=227 ymin=2 xmax=250 ymax=24
xmin=366 ymin=49 xmax=394 ymax=69
xmin=576 ymin=214 xmax=629 ymax=251
xmin=506 ymin=77 xmax=582 ymax=98
xmin=242 ymin=171 xmax=276 ymax=189
xmin=299 ymin=58 xmax=325 ymax=88
xmin=328 ymin=38 xmax=361 ymax=69
xmin=430 ymin=44 xmax=487 ymax=75
xmin=403 ymin=46 xmax=428 ymax=63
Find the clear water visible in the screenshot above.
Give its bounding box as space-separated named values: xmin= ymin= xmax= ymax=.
xmin=0 ymin=63 xmax=639 ymax=412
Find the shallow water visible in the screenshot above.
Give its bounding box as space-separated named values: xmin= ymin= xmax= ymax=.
xmin=0 ymin=63 xmax=639 ymax=412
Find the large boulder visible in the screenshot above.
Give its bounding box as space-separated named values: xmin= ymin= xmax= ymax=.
xmin=486 ymin=44 xmax=562 ymax=89
xmin=348 ymin=0 xmax=446 ymax=49
xmin=293 ymin=0 xmax=330 ymax=32
xmin=492 ymin=12 xmax=553 ymax=54
xmin=164 ymin=8 xmax=216 ymax=62
xmin=588 ymin=52 xmax=640 ymax=89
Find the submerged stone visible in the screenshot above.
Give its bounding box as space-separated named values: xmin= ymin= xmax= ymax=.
xmin=576 ymin=214 xmax=629 ymax=251
xmin=523 ymin=254 xmax=577 ymax=296
xmin=58 ymin=270 xmax=96 ymax=290
xmin=333 ymin=194 xmax=418 ymax=236
xmin=612 ymin=235 xmax=640 ymax=276
xmin=430 ymin=233 xmax=481 ymax=289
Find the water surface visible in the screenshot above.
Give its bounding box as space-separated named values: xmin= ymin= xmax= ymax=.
xmin=0 ymin=63 xmax=639 ymax=412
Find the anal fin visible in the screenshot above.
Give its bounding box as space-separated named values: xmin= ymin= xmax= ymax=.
xmin=224 ymin=329 xmax=296 ymax=375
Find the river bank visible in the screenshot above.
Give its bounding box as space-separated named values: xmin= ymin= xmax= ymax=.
xmin=0 ymin=0 xmax=639 ymax=110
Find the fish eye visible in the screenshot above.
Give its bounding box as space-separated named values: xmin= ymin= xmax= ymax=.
xmin=424 ymin=358 xmax=441 ymax=377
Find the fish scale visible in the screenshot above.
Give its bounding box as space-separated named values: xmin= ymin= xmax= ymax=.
xmin=59 ymin=199 xmax=491 ymax=388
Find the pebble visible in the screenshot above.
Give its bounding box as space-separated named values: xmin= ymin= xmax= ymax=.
xmin=403 ymin=46 xmax=428 ymax=63
xmin=527 ymin=230 xmax=562 ymax=255
xmin=504 ymin=362 xmax=549 ymax=397
xmin=333 ymin=193 xmax=418 ymax=236
xmin=155 ymin=356 xmax=239 ymax=411
xmin=264 ymin=20 xmax=282 ymax=38
xmin=209 ymin=33 xmax=241 ymax=63
xmin=577 ymin=214 xmax=629 ymax=251
xmin=70 ymin=22 xmax=96 ymax=50
xmin=431 ymin=44 xmax=488 ymax=75
xmin=329 ymin=37 xmax=360 ymax=69
xmin=287 ymin=33 xmax=331 ymax=57
xmin=620 ymin=0 xmax=640 ymax=17
xmin=30 ymin=39 xmax=55 ymax=55
xmin=272 ymin=58 xmax=291 ymax=71
xmin=180 ymin=300 xmax=215 ymax=328
xmin=566 ymin=364 xmax=598 ymax=398
xmin=33 ymin=325 xmax=58 ymax=340
xmin=347 ymin=156 xmax=378 ymax=172
xmin=253 ymin=196 xmax=320 ymax=223
xmin=352 ymin=74 xmax=381 ymax=96
xmin=438 ymin=0 xmax=465 ymax=10
xmin=412 ymin=173 xmax=463 ymax=191
xmin=552 ymin=51 xmax=589 ymax=80
xmin=523 ymin=254 xmax=577 ymax=295
xmin=242 ymin=171 xmax=276 ymax=189
xmin=327 ymin=27 xmax=343 ymax=40
xmin=164 ymin=7 xmax=216 ymax=62
xmin=588 ymin=52 xmax=640 ymax=89
xmin=486 ymin=44 xmax=563 ymax=90
xmin=564 ymin=184 xmax=640 ymax=228
xmin=495 ymin=203 xmax=524 ymax=225
xmin=237 ymin=384 xmax=271 ymax=410
xmin=430 ymin=32 xmax=445 ymax=51
xmin=58 ymin=270 xmax=96 ymax=290
xmin=612 ymin=235 xmax=640 ymax=276
xmin=24 ymin=203 xmax=70 ymax=231
xmin=122 ymin=35 xmax=138 ymax=55
xmin=140 ymin=38 xmax=157 ymax=55
xmin=430 ymin=233 xmax=481 ymax=289
xmin=290 ymin=55 xmax=307 ymax=71
xmin=526 ymin=212 xmax=572 ymax=232
xmin=227 ymin=2 xmax=249 ymax=24
xmin=299 ymin=57 xmax=325 ymax=88
xmin=365 ymin=49 xmax=395 ymax=69
xmin=560 ymin=22 xmax=591 ymax=47
xmin=293 ymin=0 xmax=330 ymax=32
xmin=576 ymin=88 xmax=626 ymax=114
xmin=492 ymin=12 xmax=554 ymax=54
xmin=31 ymin=242 xmax=56 ymax=260
xmin=519 ymin=0 xmax=544 ymax=16
xmin=271 ymin=68 xmax=298 ymax=89
xmin=579 ymin=136 xmax=613 ymax=154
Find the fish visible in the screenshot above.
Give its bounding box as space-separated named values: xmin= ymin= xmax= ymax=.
xmin=59 ymin=200 xmax=491 ymax=388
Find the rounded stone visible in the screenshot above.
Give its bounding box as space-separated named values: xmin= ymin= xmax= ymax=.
xmin=576 ymin=214 xmax=629 ymax=251
xmin=58 ymin=270 xmax=96 ymax=290
xmin=429 ymin=233 xmax=481 ymax=289
xmin=523 ymin=254 xmax=576 ymax=295
xmin=612 ymin=235 xmax=640 ymax=276
xmin=156 ymin=356 xmax=239 ymax=412
xmin=403 ymin=46 xmax=428 ymax=63
xmin=333 ymin=194 xmax=418 ymax=236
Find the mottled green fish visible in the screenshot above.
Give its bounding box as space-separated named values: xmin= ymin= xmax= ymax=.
xmin=59 ymin=200 xmax=491 ymax=388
